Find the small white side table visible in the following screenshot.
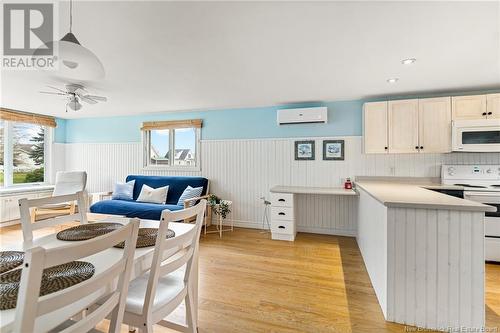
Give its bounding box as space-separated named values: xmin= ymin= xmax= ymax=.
xmin=206 ymin=200 xmax=233 ymax=238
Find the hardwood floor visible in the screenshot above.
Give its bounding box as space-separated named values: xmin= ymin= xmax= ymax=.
xmin=1 ymin=224 xmax=499 ymax=333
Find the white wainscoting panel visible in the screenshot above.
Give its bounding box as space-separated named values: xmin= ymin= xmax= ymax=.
xmin=63 ymin=136 xmax=499 ymax=232
xmin=386 ymin=208 xmax=484 ymax=330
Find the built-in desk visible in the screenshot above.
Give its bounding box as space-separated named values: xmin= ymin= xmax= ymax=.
xmin=269 ymin=185 xmax=358 ymax=241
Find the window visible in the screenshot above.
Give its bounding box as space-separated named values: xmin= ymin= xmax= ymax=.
xmin=142 ymin=119 xmax=201 ymax=170
xmin=0 ymin=109 xmax=55 ymax=188
xmin=12 ymin=123 xmax=46 ymax=184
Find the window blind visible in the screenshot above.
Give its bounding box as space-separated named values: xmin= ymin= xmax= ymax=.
xmin=0 ymin=108 xmax=57 ymax=127
xmin=141 ymin=119 xmax=202 ymax=131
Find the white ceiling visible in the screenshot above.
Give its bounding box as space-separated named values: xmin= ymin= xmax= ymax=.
xmin=1 ymin=1 xmax=500 ymax=119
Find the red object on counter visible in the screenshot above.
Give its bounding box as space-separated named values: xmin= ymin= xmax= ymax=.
xmin=344 ymin=178 xmax=352 ymax=189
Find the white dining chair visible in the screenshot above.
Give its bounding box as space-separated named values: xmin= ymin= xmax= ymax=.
xmin=13 ymin=219 xmax=140 ymax=333
xmin=32 ymin=171 xmax=87 ymax=222
xmin=122 ymin=200 xmax=206 ymax=333
xmin=19 ymin=191 xmax=88 ymax=242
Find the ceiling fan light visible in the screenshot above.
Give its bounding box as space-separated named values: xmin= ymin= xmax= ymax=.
xmin=68 ymin=98 xmax=82 ymax=111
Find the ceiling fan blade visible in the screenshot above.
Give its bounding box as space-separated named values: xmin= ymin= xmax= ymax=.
xmin=47 ymin=85 xmax=67 ymax=93
xmin=80 ymin=96 xmax=98 ymax=104
xmin=84 ymin=95 xmax=107 ymax=102
xmin=74 ymin=87 xmax=87 ymax=95
xmin=40 ymin=91 xmax=67 ymax=96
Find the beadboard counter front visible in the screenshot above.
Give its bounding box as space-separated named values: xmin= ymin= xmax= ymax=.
xmin=356 ymin=182 xmax=488 ymax=330
xmin=355 ymin=181 xmax=496 ymax=212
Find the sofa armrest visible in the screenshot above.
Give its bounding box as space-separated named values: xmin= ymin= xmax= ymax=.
xmin=183 ymin=194 xmax=212 ymax=225
xmin=90 ymin=191 xmax=113 ymax=205
xmin=183 ymin=194 xmax=211 ymax=209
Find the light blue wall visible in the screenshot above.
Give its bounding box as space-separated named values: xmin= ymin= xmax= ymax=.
xmin=54 ymin=89 xmax=500 ymax=144
xmin=59 ymin=101 xmax=363 ymax=143
xmin=54 ymin=118 xmax=67 ymax=143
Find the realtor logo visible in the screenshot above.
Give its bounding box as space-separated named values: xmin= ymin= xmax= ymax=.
xmin=2 ymin=2 xmax=56 ymax=70
xmin=3 ymin=3 xmax=53 ymax=55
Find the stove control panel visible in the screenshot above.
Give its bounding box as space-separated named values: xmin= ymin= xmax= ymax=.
xmin=442 ymin=164 xmax=500 ymax=181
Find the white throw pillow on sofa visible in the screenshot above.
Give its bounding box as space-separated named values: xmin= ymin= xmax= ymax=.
xmin=137 ymin=184 xmax=168 ymax=204
xmin=177 ymin=186 xmax=203 ymax=207
xmin=112 ymin=180 xmax=135 ymax=200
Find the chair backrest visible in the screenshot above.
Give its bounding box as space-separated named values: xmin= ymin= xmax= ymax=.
xmin=53 ymin=171 xmax=87 ymax=196
xmin=140 ymin=199 xmax=206 ymax=316
xmin=19 ymin=191 xmax=88 ymax=242
xmin=125 ymin=175 xmax=209 ymax=204
xmin=14 ymin=219 xmax=140 ymax=333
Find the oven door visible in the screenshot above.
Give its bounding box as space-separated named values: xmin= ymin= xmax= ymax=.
xmin=463 ymin=191 xmax=500 ymax=236
xmin=452 ymin=120 xmax=500 ymax=152
xmin=464 ymin=191 xmax=500 ymax=262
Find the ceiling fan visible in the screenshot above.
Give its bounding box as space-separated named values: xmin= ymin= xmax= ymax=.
xmin=40 ymin=84 xmax=107 ymax=112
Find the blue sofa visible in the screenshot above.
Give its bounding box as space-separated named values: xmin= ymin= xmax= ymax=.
xmin=90 ymin=175 xmax=209 ymax=220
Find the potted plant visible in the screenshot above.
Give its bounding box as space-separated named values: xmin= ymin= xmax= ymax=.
xmin=207 ymin=194 xmax=231 ymax=219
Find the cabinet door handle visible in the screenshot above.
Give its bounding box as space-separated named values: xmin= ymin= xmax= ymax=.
xmin=384 ymin=146 xmax=388 ymax=150
xmin=415 ymin=146 xmax=419 ymax=150
xmin=278 ymin=226 xmax=285 ymax=229
xmin=278 ymin=199 xmax=285 ymax=202
xmin=482 ymin=112 xmax=487 ymax=116
xmin=420 ymin=146 xmax=423 ymax=150
xmin=278 ymin=212 xmax=286 ymax=216
xmin=488 ymin=112 xmax=492 ymax=115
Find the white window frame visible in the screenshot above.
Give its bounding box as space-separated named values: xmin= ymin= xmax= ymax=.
xmin=142 ymin=127 xmax=201 ymax=172
xmin=1 ymin=120 xmax=52 ymax=188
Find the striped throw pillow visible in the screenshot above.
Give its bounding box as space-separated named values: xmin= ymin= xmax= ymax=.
xmin=177 ymin=186 xmax=203 ymax=207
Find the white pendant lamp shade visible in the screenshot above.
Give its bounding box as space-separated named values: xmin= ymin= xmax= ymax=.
xmin=33 ymin=33 xmax=105 ymax=81
xmin=56 ymin=33 xmax=105 ymax=81
xmin=32 ymin=0 xmax=105 ymax=81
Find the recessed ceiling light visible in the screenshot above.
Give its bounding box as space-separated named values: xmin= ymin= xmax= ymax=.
xmin=402 ymin=58 xmax=416 ymax=65
xmin=387 ymin=78 xmax=399 ymax=84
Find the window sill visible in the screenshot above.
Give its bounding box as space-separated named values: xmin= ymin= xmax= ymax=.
xmin=142 ymin=165 xmax=201 ymax=172
xmin=0 ymin=184 xmax=55 ymax=196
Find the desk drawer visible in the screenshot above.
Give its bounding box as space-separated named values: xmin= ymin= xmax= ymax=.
xmin=271 ymin=219 xmax=295 ymax=235
xmin=270 ymin=193 xmax=294 ymax=207
xmin=271 ymin=206 xmax=294 ymax=221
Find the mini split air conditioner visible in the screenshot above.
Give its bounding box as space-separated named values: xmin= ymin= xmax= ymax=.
xmin=277 ymin=107 xmax=328 ymax=125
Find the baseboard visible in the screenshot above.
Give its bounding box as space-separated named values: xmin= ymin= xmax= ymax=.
xmin=217 ymin=219 xmax=264 ymax=230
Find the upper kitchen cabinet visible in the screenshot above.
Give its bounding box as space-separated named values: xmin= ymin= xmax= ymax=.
xmin=364 ymin=97 xmax=452 ymax=154
xmin=452 ymin=95 xmax=487 ymax=120
xmin=486 ymin=93 xmax=500 ymax=119
xmin=418 ymin=97 xmax=452 ymax=153
xmin=388 ymin=99 xmax=419 ymax=153
xmin=363 ymin=101 xmax=388 ymax=154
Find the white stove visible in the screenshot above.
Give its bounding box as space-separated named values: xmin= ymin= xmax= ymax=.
xmin=442 ymin=164 xmax=500 ymax=262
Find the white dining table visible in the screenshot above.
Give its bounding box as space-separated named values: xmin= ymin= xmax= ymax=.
xmin=0 ymin=216 xmax=198 ymax=332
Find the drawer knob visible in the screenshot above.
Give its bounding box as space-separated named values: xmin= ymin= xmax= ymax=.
xmin=278 ymin=199 xmax=286 ymax=202
xmin=278 ymin=212 xmax=286 ymax=216
xmin=278 ymin=226 xmax=285 ymax=229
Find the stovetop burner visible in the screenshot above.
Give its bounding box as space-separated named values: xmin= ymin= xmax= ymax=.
xmin=453 ymin=184 xmax=488 ymax=188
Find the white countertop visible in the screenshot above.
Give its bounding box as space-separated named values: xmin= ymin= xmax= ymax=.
xmin=355 ymin=180 xmax=496 ymax=212
xmin=270 ymin=185 xmax=358 ymax=196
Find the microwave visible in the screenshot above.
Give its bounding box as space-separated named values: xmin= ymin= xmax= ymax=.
xmin=452 ymin=119 xmax=500 ymax=152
